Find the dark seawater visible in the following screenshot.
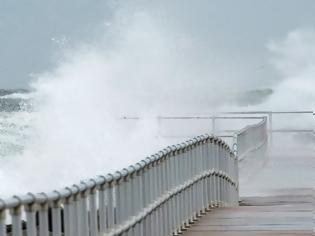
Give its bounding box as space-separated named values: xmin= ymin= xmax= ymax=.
xmin=0 ymin=89 xmax=32 ymax=112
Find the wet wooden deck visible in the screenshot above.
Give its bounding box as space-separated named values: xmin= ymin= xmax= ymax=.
xmin=181 ymin=148 xmax=315 ymax=235
xmin=182 ymin=190 xmax=313 ymax=235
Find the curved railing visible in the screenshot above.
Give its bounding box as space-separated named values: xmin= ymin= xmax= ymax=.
xmin=233 ymin=117 xmax=268 ymax=162
xmin=0 ymin=135 xmax=238 ymax=236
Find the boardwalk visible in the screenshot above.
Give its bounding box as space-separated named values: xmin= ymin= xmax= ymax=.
xmin=182 ymin=147 xmax=314 ymax=235
xmin=182 ymin=191 xmax=313 ymax=235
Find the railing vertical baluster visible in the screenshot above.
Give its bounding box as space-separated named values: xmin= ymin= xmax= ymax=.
xmin=166 ymin=153 xmax=171 ymax=192
xmin=89 ymin=184 xmax=98 ymax=236
xmin=128 ymin=170 xmax=135 ymax=218
xmin=151 ymin=161 xmax=158 ymax=236
xmin=79 ymin=195 xmax=90 ymax=236
xmin=171 ymin=195 xmax=176 ymax=233
xmin=155 ymin=208 xmax=159 ymax=236
xmin=137 ymin=167 xmax=145 ymax=236
xmin=150 ymin=206 xmax=155 ymax=235
xmin=11 ymin=205 xmax=22 ymax=236
xmin=79 ymin=187 xmax=89 ymax=236
xmin=176 ymin=194 xmax=179 ymax=233
xmin=134 ymin=222 xmax=140 ymax=236
xmin=209 ymin=173 xmax=213 ymax=207
xmin=142 ymin=214 xmax=146 ymax=236
xmin=39 ymin=202 xmax=49 ymax=236
xmin=143 ymin=165 xmax=149 ymax=209
xmin=98 ymin=177 xmax=107 ymax=234
xmin=71 ymin=187 xmax=80 ymax=236
xmin=217 ymin=143 xmax=221 ymax=206
xmin=141 ymin=165 xmax=149 ymax=235
xmin=198 ymin=179 xmax=202 ymax=216
xmin=206 ymin=142 xmax=211 ymax=209
xmin=169 ymin=196 xmax=173 ymax=234
xmin=159 ymin=160 xmax=165 ymax=236
xmin=119 ymin=174 xmax=126 ymax=224
xmin=206 ymin=173 xmax=211 ymax=209
xmin=171 ymin=154 xmax=176 ymax=232
xmin=151 ymin=160 xmax=156 ymax=202
xmin=114 ymin=174 xmax=122 ymax=226
xmin=183 ymin=186 xmax=188 ymax=228
xmin=124 ymin=171 xmax=131 ymax=223
xmin=157 ymin=163 xmax=162 ymax=236
xmin=64 ymin=196 xmax=73 ymax=236
xmin=51 ymin=199 xmax=62 ymax=236
xmin=0 ymin=209 xmax=5 ymax=236
xmin=123 ymin=179 xmax=127 ymax=224
xmin=201 ymin=143 xmax=206 ymax=213
xmin=181 ymin=189 xmax=185 ymax=230
xmin=132 ymin=167 xmax=138 ymax=217
xmin=157 ymin=209 xmax=161 ymax=236
xmin=175 ymin=154 xmax=180 ymax=233
xmin=25 ymin=200 xmax=36 ymax=236
xmin=106 ymin=180 xmax=114 ymax=231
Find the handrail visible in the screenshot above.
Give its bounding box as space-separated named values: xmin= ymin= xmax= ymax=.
xmin=223 ymin=111 xmax=314 ymax=114
xmin=234 ymin=117 xmax=268 ymax=162
xmin=0 ymin=134 xmax=239 ymax=236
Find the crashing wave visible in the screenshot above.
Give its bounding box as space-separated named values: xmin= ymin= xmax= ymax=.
xmin=0 ymin=89 xmax=29 ymax=97
xmin=0 ymin=89 xmax=33 ymax=112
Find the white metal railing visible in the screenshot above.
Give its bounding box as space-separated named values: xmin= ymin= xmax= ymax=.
xmin=224 ymin=111 xmax=314 ymax=145
xmin=233 ymin=117 xmax=268 ymax=162
xmin=0 ymin=135 xmax=238 ymax=236
xmin=2 ymin=110 xmax=309 ymax=236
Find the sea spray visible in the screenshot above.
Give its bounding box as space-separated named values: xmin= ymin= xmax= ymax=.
xmin=0 ymin=9 xmax=314 ymax=198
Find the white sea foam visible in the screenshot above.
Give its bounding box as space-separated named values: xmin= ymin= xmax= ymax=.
xmin=0 ymin=92 xmax=32 ymax=100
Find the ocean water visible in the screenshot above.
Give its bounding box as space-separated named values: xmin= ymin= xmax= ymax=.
xmin=0 ymin=89 xmax=33 ymax=158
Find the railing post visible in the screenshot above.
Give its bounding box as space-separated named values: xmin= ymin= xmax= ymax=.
xmin=72 ymin=186 xmax=81 ymax=236
xmin=106 ymin=178 xmax=115 ymax=231
xmin=39 ymin=199 xmax=49 ymax=236
xmin=268 ymin=112 xmax=273 ymax=146
xmin=25 ymin=193 xmax=37 ymax=236
xmin=212 ymin=115 xmax=216 ymax=134
xmin=64 ymin=194 xmax=74 ymax=236
xmin=114 ymin=173 xmax=122 ymax=226
xmin=89 ymin=183 xmax=98 ymax=236
xmin=98 ymin=177 xmax=107 ymax=234
xmin=79 ymin=185 xmax=89 ymax=236
xmin=51 ymin=198 xmax=62 ymax=236
xmin=10 ymin=204 xmax=22 ymax=236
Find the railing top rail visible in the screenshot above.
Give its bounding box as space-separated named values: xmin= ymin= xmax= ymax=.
xmin=223 ymin=111 xmax=314 ymax=115
xmin=122 ymin=110 xmax=314 ymax=120
xmin=272 ymin=129 xmax=314 ymax=133
xmin=158 ymin=116 xmax=265 ymax=120
xmin=0 ymin=133 xmax=234 ymax=211
xmin=122 ymin=116 xmax=266 ymax=120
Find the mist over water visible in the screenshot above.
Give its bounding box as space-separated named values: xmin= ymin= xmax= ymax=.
xmin=264 ymin=29 xmax=315 ymax=110
xmin=0 ymin=5 xmax=314 ymax=197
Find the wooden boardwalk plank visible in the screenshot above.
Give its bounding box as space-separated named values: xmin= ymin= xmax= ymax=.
xmin=182 ymin=193 xmax=313 ymax=236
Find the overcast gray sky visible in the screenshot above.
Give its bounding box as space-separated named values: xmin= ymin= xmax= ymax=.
xmin=1 ymin=0 xmax=315 ymax=88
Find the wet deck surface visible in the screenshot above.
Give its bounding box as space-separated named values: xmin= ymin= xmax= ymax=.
xmin=182 ymin=191 xmax=313 ymax=235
